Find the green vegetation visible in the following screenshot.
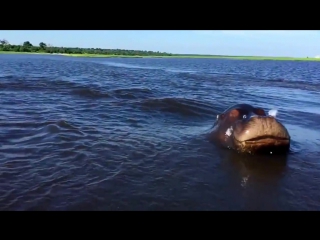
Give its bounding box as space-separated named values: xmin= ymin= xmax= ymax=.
xmin=0 ymin=39 xmax=172 ymax=56
xmin=1 ymin=39 xmax=320 ymax=61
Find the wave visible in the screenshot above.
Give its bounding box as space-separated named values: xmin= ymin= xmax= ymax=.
xmin=139 ymin=97 xmax=216 ymax=118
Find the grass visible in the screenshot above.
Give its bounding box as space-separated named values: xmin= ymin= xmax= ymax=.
xmin=1 ymin=51 xmax=320 ymax=62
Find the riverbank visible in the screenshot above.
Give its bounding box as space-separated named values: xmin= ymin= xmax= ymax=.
xmin=1 ymin=51 xmax=320 ymax=62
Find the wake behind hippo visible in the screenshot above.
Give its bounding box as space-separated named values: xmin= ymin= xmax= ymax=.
xmin=209 ymin=104 xmax=290 ymax=154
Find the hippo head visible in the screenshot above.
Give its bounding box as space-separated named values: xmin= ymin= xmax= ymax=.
xmin=210 ymin=104 xmax=290 ymax=154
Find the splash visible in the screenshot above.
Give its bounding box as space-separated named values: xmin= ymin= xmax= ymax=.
xmin=241 ymin=176 xmax=249 ymax=188
xmin=225 ymin=126 xmax=233 ymax=136
xmin=268 ymin=109 xmax=278 ymax=117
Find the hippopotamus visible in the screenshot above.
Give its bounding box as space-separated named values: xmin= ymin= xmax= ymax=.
xmin=209 ymin=104 xmax=290 ymax=154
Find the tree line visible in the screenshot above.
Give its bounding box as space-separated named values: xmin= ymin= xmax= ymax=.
xmin=0 ymin=39 xmax=173 ymax=56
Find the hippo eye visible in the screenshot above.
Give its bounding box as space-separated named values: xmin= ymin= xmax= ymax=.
xmin=217 ymin=113 xmax=225 ymax=120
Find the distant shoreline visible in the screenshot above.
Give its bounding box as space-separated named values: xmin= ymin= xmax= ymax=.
xmin=1 ymin=51 xmax=320 ymax=62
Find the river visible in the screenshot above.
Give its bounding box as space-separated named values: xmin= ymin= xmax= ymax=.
xmin=0 ymin=54 xmax=319 ymax=210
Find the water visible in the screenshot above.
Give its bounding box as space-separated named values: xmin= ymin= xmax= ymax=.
xmin=0 ymin=54 xmax=319 ymax=211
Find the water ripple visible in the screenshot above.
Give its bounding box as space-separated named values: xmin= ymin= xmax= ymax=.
xmin=0 ymin=54 xmax=319 ymax=210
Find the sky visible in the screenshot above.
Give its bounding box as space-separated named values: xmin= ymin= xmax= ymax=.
xmin=1 ymin=30 xmax=320 ymax=57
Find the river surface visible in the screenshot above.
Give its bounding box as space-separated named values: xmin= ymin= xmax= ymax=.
xmin=0 ymin=54 xmax=319 ymax=211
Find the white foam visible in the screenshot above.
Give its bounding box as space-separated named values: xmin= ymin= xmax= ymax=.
xmin=268 ymin=109 xmax=278 ymax=117
xmin=102 ymin=61 xmax=160 ymax=70
xmin=225 ymin=126 xmax=233 ymax=136
xmin=165 ymin=68 xmax=197 ymax=73
xmin=241 ymin=176 xmax=249 ymax=188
